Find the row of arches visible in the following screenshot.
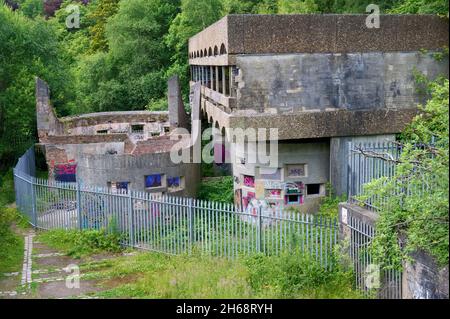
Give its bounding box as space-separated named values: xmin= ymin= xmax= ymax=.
xmin=189 ymin=43 xmax=227 ymax=59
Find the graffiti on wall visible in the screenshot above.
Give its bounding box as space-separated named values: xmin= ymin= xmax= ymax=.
xmin=51 ymin=159 xmax=77 ymax=182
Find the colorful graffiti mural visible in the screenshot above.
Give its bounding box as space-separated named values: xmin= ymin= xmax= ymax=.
xmin=52 ymin=160 xmax=77 ymax=182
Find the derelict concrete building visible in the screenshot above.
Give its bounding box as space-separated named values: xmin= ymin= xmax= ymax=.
xmin=35 ymin=77 xmax=200 ymax=197
xmin=188 ymin=14 xmax=449 ymax=213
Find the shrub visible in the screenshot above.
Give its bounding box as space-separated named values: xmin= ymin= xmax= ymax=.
xmin=198 ymin=176 xmax=234 ymax=203
xmin=38 ymin=229 xmax=123 ymax=258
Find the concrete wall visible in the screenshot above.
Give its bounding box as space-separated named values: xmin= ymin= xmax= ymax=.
xmin=231 ymin=139 xmax=329 ymax=213
xmin=235 ymin=52 xmax=448 ymax=113
xmin=189 ymin=14 xmax=449 ymax=65
xmin=403 ymin=250 xmax=449 ymax=299
xmin=339 ymin=202 xmax=449 ymax=299
xmin=77 ymin=151 xmax=201 ymax=197
xmin=330 ymin=134 xmax=396 ymax=196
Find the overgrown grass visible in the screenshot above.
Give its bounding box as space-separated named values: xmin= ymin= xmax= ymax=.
xmin=0 ymin=207 xmax=29 ymax=275
xmin=77 ymin=250 xmax=363 ymax=299
xmin=0 ymin=169 xmax=15 ymax=207
xmin=198 ymin=176 xmax=234 ymax=203
xmin=317 ymin=194 xmax=347 ymax=218
xmin=37 ymin=229 xmax=124 ymax=259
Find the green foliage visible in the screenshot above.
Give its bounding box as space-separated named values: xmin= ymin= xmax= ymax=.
xmin=0 ymin=4 xmax=72 ymax=166
xmin=244 ymin=251 xmax=361 ymax=298
xmin=198 ymin=176 xmax=234 ymax=203
xmin=0 ymin=207 xmax=29 ymax=274
xmin=318 ymin=194 xmax=346 ymax=218
xmin=165 ymin=0 xmax=223 ymax=99
xmin=38 ymin=228 xmax=124 ymax=258
xmin=17 ymin=0 xmax=44 ymax=18
xmin=87 ymin=0 xmax=120 ymax=53
xmin=362 ymin=77 xmax=449 ymax=269
xmin=388 ymin=0 xmax=449 ymax=15
xmin=0 ymin=169 xmax=15 ymax=207
xmin=277 ymin=0 xmax=320 ymax=13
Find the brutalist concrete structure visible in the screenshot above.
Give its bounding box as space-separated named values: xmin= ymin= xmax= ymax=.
xmin=36 ymin=76 xmax=200 ymax=197
xmin=188 ymin=14 xmax=449 ymax=213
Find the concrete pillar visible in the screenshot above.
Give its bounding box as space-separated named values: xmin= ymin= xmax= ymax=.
xmin=210 ymin=66 xmax=213 ymax=90
xmin=215 ymin=66 xmax=219 ymax=93
xmin=229 ymin=67 xmax=235 ymax=98
xmin=222 ymin=66 xmax=226 ymax=96
xmin=200 ymin=66 xmax=203 ymax=85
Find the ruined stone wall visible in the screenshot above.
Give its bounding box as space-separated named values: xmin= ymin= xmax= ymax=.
xmin=234 ymin=52 xmax=448 ymax=113
xmin=76 ymin=149 xmax=201 ymax=197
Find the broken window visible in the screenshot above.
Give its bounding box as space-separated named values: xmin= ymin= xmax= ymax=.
xmin=108 ymin=181 xmax=129 ymax=193
xmin=150 ymin=131 xmax=160 ymax=137
xmin=306 ymin=184 xmax=322 ymax=195
xmin=97 ymin=129 xmax=108 ymax=134
xmin=167 ymin=176 xmax=183 ymax=191
xmin=145 ymin=174 xmax=163 ymax=188
xmin=164 ymin=127 xmax=170 ymax=133
xmin=131 ymin=124 xmax=144 ymax=133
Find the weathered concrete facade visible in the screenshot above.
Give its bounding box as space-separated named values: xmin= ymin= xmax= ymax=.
xmin=188 ymin=14 xmax=449 ymax=211
xmin=35 ymin=76 xmax=200 ymax=196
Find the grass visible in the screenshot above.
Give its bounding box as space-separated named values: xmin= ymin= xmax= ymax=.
xmin=80 ymin=250 xmax=363 ymax=299
xmin=36 ymin=229 xmax=124 ymax=259
xmin=36 ymin=227 xmax=363 ymax=299
xmin=0 ymin=169 xmax=15 ymax=207
xmin=0 ymin=207 xmax=29 ymax=275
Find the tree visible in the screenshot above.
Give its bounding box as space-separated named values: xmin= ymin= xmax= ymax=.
xmin=74 ymin=0 xmax=179 ymax=113
xmin=165 ymin=0 xmax=223 ymax=99
xmin=0 ymin=5 xmax=71 ymax=167
xmin=363 ymin=76 xmax=449 ymax=269
xmin=221 ymin=0 xmax=261 ymax=14
xmin=17 ymin=0 xmax=43 ymax=18
xmin=277 ymin=0 xmax=319 ymax=13
xmin=87 ymin=0 xmax=120 ymax=52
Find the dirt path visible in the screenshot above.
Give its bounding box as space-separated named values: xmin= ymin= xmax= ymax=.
xmin=0 ymin=227 xmax=130 ymax=299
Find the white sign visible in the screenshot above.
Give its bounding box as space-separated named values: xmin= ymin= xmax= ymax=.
xmin=342 ymin=207 xmax=348 ymax=224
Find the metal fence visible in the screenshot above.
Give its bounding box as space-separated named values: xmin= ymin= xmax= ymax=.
xmin=13 ymin=148 xmax=338 ymax=269
xmin=347 ymin=215 xmax=402 ymax=299
xmin=347 ymin=141 xmax=402 ymax=211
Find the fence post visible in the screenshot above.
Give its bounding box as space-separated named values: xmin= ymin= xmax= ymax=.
xmin=30 ymin=176 xmax=37 ymax=228
xmin=257 ymin=204 xmax=262 ymax=253
xmin=76 ymin=181 xmax=82 ymax=230
xmin=128 ymin=190 xmax=134 ymax=246
xmin=188 ymin=198 xmax=194 ymax=254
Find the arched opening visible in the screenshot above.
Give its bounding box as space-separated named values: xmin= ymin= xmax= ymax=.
xmin=214 ymin=46 xmax=218 ymax=56
xmin=204 ymin=49 xmax=207 ymax=57
xmin=220 ymin=43 xmax=227 ymax=55
xmin=208 ymin=47 xmax=212 ymax=57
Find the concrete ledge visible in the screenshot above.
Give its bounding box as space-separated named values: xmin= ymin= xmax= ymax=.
xmin=189 ymin=14 xmax=449 ymax=61
xmin=203 ymin=107 xmax=418 ymax=140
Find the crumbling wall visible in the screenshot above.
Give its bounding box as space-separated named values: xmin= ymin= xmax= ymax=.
xmin=35 ymin=77 xmax=64 ymax=142
xmin=168 ymin=75 xmax=190 ymax=130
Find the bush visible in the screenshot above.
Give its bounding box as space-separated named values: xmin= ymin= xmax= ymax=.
xmin=198 ymin=176 xmax=234 ymax=203
xmin=0 ymin=170 xmax=15 ymax=207
xmin=38 ymin=229 xmax=123 ymax=258
xmin=0 ymin=207 xmax=28 ymax=274
xmin=244 ymin=251 xmax=362 ymax=298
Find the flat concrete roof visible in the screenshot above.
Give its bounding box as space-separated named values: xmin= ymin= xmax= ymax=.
xmin=189 ymin=14 xmax=449 ymax=65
